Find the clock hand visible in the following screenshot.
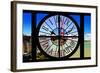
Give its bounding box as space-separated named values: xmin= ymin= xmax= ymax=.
xmin=60 ymin=18 xmax=64 ymax=36
xmin=51 ymin=31 xmax=56 ymax=35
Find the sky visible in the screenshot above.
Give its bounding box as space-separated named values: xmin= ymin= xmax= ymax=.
xmin=23 ymin=12 xmax=32 ymax=36
xmin=84 ymin=15 xmax=91 ymax=40
xmin=23 ymin=12 xmax=91 ymax=40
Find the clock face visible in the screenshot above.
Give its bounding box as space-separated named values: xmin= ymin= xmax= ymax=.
xmin=37 ymin=14 xmax=80 ymax=59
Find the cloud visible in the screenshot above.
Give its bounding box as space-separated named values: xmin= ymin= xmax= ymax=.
xmin=84 ymin=33 xmax=91 ymax=40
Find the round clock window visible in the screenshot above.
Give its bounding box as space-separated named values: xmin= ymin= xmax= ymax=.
xmin=37 ymin=14 xmax=80 ymax=59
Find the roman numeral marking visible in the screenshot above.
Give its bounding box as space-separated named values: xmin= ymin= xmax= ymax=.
xmin=42 ymin=25 xmax=49 ymax=31
xmin=65 ymin=46 xmax=73 ymax=54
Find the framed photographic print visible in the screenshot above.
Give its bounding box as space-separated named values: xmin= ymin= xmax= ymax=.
xmin=11 ymin=1 xmax=98 ymax=72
